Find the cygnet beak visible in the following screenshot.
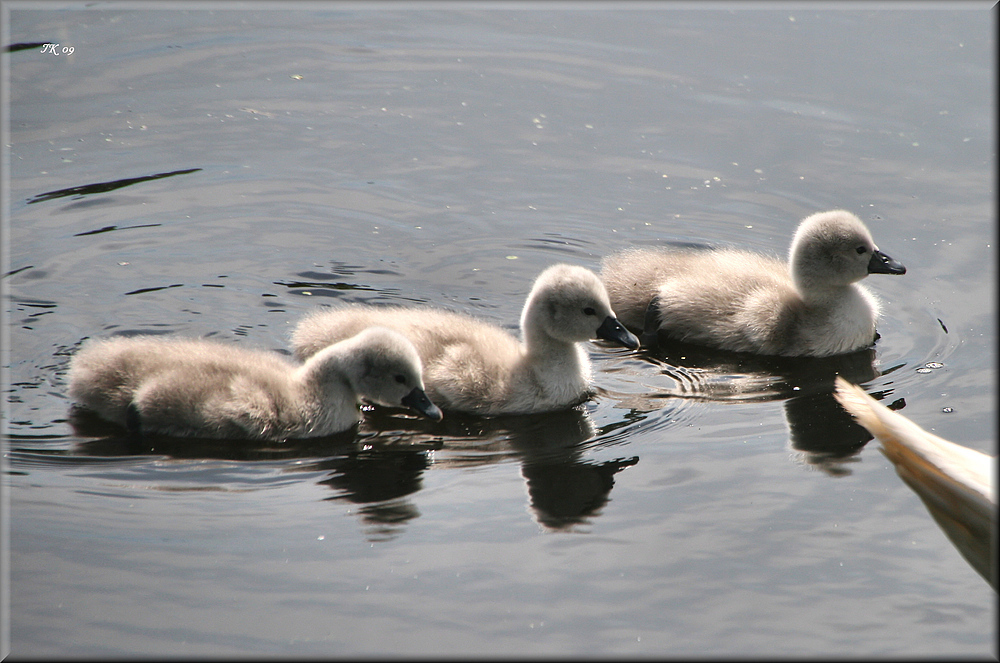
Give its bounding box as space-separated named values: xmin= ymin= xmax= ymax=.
xmin=868 ymin=249 xmax=907 ymax=275
xmin=401 ymin=386 xmax=444 ymax=421
xmin=596 ymin=315 xmax=640 ymax=350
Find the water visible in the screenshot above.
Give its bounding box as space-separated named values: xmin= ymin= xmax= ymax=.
xmin=4 ymin=4 xmax=995 ymax=658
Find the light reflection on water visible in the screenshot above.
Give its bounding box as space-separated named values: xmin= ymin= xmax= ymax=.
xmin=5 ymin=5 xmax=994 ymax=658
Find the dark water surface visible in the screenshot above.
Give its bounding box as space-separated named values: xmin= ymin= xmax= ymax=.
xmin=4 ymin=4 xmax=995 ymax=658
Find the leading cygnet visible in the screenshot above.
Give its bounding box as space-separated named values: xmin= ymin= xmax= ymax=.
xmin=291 ymin=263 xmax=639 ymax=415
xmin=67 ymin=327 xmax=442 ymax=440
xmin=600 ymin=210 xmax=906 ymax=357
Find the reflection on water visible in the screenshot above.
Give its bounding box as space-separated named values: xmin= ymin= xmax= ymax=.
xmin=606 ymin=338 xmax=908 ymax=476
xmin=26 ymin=168 xmax=203 ymax=205
xmin=315 ymin=446 xmax=432 ymax=542
xmin=783 ymin=391 xmax=878 ymax=477
xmin=58 ymin=401 xmax=636 ymax=539
xmin=357 ymin=406 xmax=638 ymax=534
xmin=521 ymin=455 xmax=638 ymax=530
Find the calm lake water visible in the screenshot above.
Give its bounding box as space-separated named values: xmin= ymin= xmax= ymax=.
xmin=3 ymin=3 xmax=996 ymax=658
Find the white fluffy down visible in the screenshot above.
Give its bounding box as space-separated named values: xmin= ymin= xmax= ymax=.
xmin=67 ymin=327 xmax=440 ymax=440
xmin=600 ymin=210 xmax=906 ymax=357
xmin=291 ymin=263 xmax=638 ymax=415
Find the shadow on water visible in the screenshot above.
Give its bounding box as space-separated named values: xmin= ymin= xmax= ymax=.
xmin=25 ymin=168 xmax=203 ymax=205
xmin=5 ymin=41 xmax=50 ymax=53
xmin=610 ymin=336 xmax=908 ymax=477
xmin=58 ymin=403 xmax=636 ymax=539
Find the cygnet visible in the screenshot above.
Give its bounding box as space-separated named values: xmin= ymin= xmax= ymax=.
xmin=291 ymin=263 xmax=639 ymax=415
xmin=600 ymin=210 xmax=906 ymax=357
xmin=67 ymin=327 xmax=442 ymax=440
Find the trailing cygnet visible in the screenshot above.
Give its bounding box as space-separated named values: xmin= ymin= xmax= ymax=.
xmin=291 ymin=263 xmax=639 ymax=415
xmin=600 ymin=210 xmax=906 ymax=357
xmin=66 ymin=327 xmax=442 ymax=440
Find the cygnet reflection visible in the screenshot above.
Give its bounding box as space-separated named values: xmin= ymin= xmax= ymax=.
xmin=603 ymin=338 xmax=901 ymax=475
xmin=69 ymin=403 xmax=436 ymax=542
xmin=69 ymin=400 xmax=634 ymax=538
xmin=360 ymin=404 xmax=637 ymax=532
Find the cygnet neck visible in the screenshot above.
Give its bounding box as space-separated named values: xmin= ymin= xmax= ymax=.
xmin=295 ymin=346 xmax=356 ymax=408
xmin=518 ymin=299 xmax=590 ymax=404
xmin=520 ymin=301 xmax=585 ymax=366
xmin=791 ymin=268 xmax=863 ymax=307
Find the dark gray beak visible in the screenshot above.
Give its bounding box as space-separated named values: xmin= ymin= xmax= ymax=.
xmin=596 ymin=315 xmax=640 ymax=350
xmin=401 ymin=386 xmax=443 ymax=421
xmin=868 ymin=249 xmax=906 ymax=275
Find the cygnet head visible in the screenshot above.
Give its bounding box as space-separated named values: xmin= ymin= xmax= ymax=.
xmin=788 ymin=210 xmax=906 ymax=294
xmin=309 ymin=326 xmax=443 ymax=421
xmin=521 ymin=264 xmax=640 ymax=349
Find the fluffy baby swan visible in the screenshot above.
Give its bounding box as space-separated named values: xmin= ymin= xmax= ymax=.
xmin=291 ymin=263 xmax=640 ymax=415
xmin=67 ymin=327 xmax=442 ymax=440
xmin=601 ymin=210 xmax=906 ymax=357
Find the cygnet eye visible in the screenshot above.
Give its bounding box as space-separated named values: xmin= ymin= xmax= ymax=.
xmin=583 ymin=307 xmax=597 ymax=316
xmin=855 ymin=246 xmax=868 ymax=255
xmin=394 ymin=374 xmax=407 ymax=384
